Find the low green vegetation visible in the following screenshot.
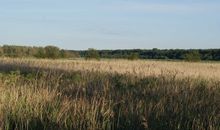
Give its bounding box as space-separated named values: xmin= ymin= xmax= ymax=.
xmin=127 ymin=53 xmax=139 ymax=60
xmin=85 ymin=48 xmax=100 ymax=60
xmin=184 ymin=51 xmax=201 ymax=62
xmin=0 ymin=62 xmax=219 ymax=130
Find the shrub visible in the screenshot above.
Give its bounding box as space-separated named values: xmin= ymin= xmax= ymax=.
xmin=35 ymin=47 xmax=46 ymax=58
xmin=44 ymin=46 xmax=60 ymax=59
xmin=128 ymin=53 xmax=139 ymax=60
xmin=184 ymin=51 xmax=201 ymax=62
xmin=85 ymin=48 xmax=100 ymax=60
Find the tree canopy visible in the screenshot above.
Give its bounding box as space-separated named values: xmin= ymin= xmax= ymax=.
xmin=0 ymin=45 xmax=79 ymax=59
xmin=0 ymin=45 xmax=219 ymax=61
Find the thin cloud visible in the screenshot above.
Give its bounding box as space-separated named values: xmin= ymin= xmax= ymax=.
xmin=103 ymin=2 xmax=220 ymax=13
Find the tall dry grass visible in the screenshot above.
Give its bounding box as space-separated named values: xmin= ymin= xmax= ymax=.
xmin=0 ymin=58 xmax=219 ymax=130
xmin=0 ymin=58 xmax=219 ymax=80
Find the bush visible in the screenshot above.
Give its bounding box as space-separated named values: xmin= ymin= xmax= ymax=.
xmin=60 ymin=50 xmax=80 ymax=59
xmin=85 ymin=48 xmax=100 ymax=60
xmin=44 ymin=46 xmax=60 ymax=59
xmin=184 ymin=51 xmax=201 ymax=62
xmin=35 ymin=47 xmax=46 ymax=58
xmin=128 ymin=53 xmax=139 ymax=60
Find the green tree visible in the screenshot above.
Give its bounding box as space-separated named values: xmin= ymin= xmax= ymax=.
xmin=44 ymin=46 xmax=60 ymax=59
xmin=35 ymin=47 xmax=46 ymax=58
xmin=128 ymin=53 xmax=139 ymax=60
xmin=60 ymin=50 xmax=80 ymax=59
xmin=184 ymin=51 xmax=201 ymax=62
xmin=85 ymin=48 xmax=100 ymax=60
xmin=0 ymin=47 xmax=3 ymax=56
xmin=2 ymin=45 xmax=17 ymax=57
xmin=59 ymin=50 xmax=66 ymax=58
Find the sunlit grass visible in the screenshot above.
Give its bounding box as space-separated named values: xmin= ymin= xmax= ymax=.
xmin=0 ymin=58 xmax=219 ymax=130
xmin=0 ymin=58 xmax=220 ymax=80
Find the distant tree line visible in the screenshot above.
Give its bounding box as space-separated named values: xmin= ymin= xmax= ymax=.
xmin=77 ymin=48 xmax=220 ymax=61
xmin=0 ymin=45 xmax=79 ymax=59
xmin=0 ymin=45 xmax=219 ymax=61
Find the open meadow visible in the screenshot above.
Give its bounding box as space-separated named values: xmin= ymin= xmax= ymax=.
xmin=0 ymin=58 xmax=219 ymax=130
xmin=1 ymin=58 xmax=220 ymax=80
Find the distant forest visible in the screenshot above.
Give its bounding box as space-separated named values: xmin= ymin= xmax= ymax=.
xmin=0 ymin=45 xmax=79 ymax=59
xmin=0 ymin=45 xmax=219 ymax=61
xmin=77 ymin=48 xmax=220 ymax=61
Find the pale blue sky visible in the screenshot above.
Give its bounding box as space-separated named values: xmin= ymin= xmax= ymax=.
xmin=0 ymin=0 xmax=219 ymax=50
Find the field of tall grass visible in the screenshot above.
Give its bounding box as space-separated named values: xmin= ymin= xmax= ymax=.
xmin=1 ymin=58 xmax=220 ymax=80
xmin=0 ymin=58 xmax=219 ymax=130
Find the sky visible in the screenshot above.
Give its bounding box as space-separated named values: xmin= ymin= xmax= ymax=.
xmin=0 ymin=0 xmax=220 ymax=50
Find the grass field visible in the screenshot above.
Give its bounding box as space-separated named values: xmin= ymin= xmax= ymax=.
xmin=0 ymin=58 xmax=219 ymax=130
xmin=1 ymin=58 xmax=220 ymax=80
